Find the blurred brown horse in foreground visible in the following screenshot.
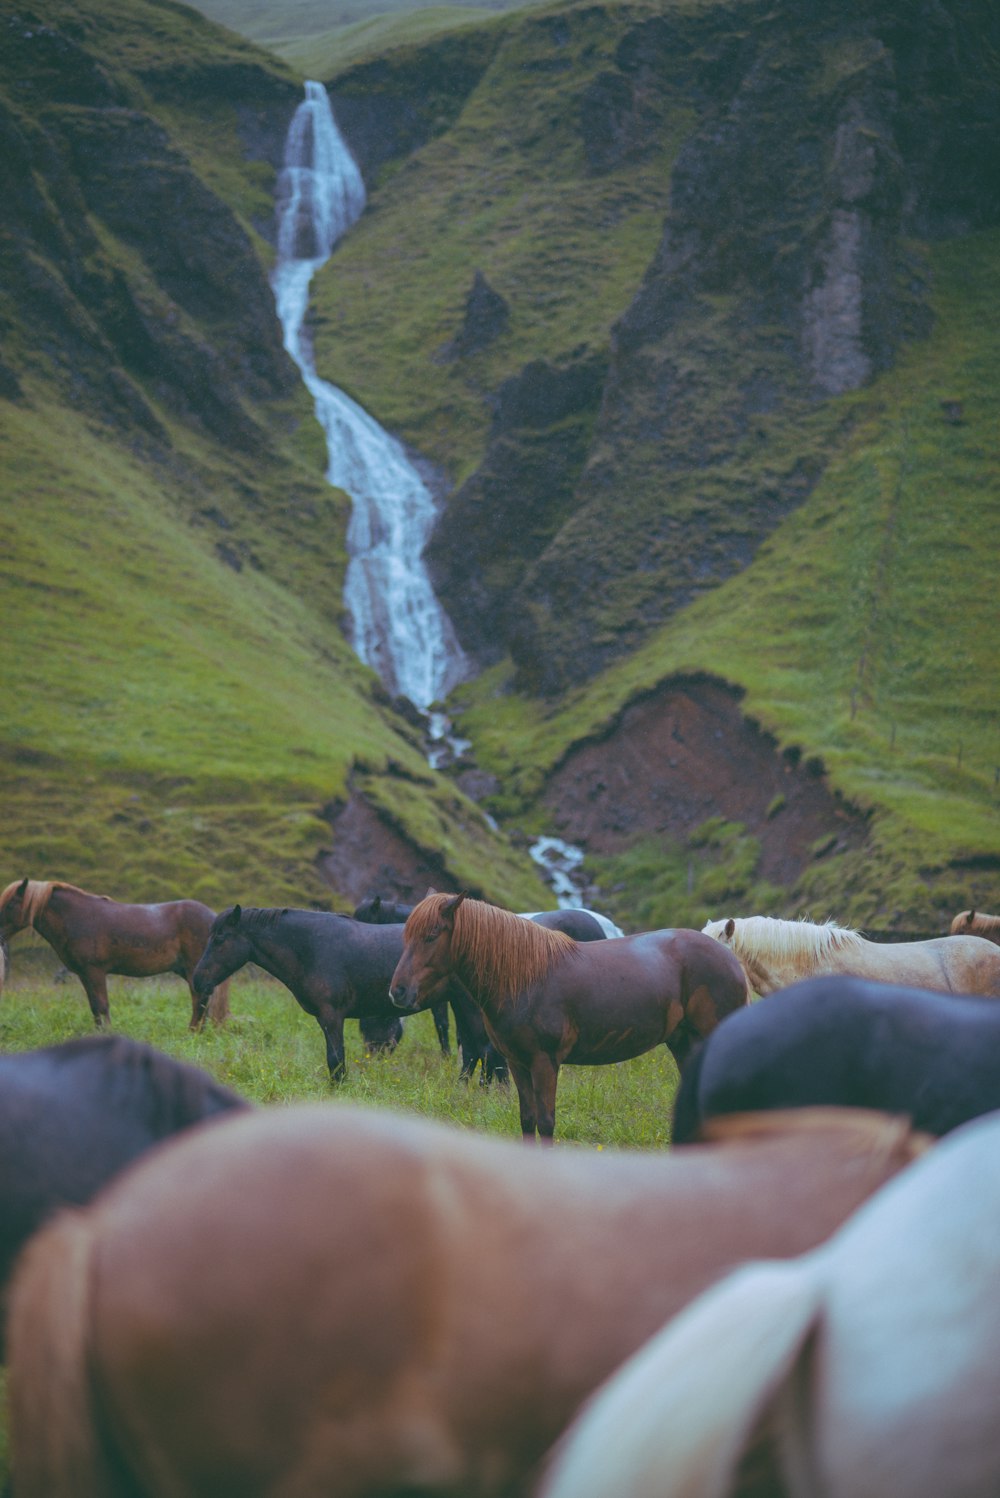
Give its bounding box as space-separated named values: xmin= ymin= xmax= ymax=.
xmin=8 ymin=1104 xmax=928 ymax=1498
xmin=0 ymin=879 xmax=230 ymax=1028
xmin=391 ymin=892 xmax=749 ymax=1140
xmin=951 ymin=908 xmax=1000 ymax=945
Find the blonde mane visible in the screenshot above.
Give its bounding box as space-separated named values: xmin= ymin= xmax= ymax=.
xmin=406 ymin=894 xmax=575 ymax=1005
xmin=0 ymin=879 xmax=106 ymax=929
xmin=952 ymin=910 xmax=1000 ymax=936
xmin=712 ymin=915 xmax=864 ymax=967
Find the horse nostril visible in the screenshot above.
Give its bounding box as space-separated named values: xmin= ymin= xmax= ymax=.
xmin=390 ymin=984 xmax=407 ymax=1009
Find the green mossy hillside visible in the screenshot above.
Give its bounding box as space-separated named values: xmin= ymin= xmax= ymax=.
xmin=0 ymin=0 xmax=548 ymax=913
xmin=453 ymin=230 xmax=1000 ymax=928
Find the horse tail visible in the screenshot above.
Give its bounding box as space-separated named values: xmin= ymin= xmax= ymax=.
xmin=0 ymin=939 xmax=6 ymax=994
xmin=541 ymin=1256 xmax=826 ymax=1498
xmin=206 ymin=974 xmax=231 ymax=1023
xmin=7 ymin=1209 xmax=124 ymax=1497
xmin=670 ymin=1036 xmax=709 ymax=1144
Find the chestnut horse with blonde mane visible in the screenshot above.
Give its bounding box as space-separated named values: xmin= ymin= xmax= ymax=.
xmin=7 ymin=1103 xmax=928 ymax=1498
xmin=951 ymin=908 xmax=1000 ymax=945
xmin=0 ymin=879 xmax=230 ymax=1028
xmin=391 ymin=893 xmax=749 ymax=1141
xmin=702 ymin=914 xmax=1000 ymax=997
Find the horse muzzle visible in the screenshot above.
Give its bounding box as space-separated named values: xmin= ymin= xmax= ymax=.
xmin=389 ymin=983 xmax=419 ymax=1012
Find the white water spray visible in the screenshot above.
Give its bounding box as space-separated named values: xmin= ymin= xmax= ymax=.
xmin=272 ymin=81 xmax=467 ymax=709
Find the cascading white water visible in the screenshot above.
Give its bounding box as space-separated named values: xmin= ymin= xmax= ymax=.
xmin=272 ymin=81 xmax=467 ymax=709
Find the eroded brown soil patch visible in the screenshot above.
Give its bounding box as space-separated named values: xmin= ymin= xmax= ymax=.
xmin=317 ymin=793 xmax=453 ymax=906
xmin=542 ymin=675 xmax=870 ymax=885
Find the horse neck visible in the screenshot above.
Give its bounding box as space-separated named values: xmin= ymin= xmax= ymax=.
xmin=732 ymin=946 xmax=787 ymax=996
xmin=234 ymin=914 xmax=303 ymax=984
xmin=28 ymin=885 xmax=76 ymax=943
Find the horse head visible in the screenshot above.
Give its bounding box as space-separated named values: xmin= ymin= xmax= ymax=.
xmin=389 ymin=892 xmax=466 ymax=1012
xmin=191 ymin=905 xmax=251 ymax=1025
xmin=0 ymin=878 xmax=31 ymax=938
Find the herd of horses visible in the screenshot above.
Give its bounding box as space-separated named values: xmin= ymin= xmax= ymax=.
xmin=2 ymin=870 xmax=1000 ymax=1493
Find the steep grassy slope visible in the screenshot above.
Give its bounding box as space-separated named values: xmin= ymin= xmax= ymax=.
xmin=186 ymin=0 xmax=535 ymax=71
xmin=0 ymin=0 xmax=548 ymax=912
xmin=315 ymin=0 xmax=999 ymax=684
xmin=300 ymin=0 xmax=1000 ymax=926
xmin=453 ymin=228 xmax=1000 ymax=927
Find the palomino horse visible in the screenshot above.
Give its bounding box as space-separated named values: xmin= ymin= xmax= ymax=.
xmin=191 ymin=904 xmax=426 ymax=1081
xmin=0 ymin=879 xmax=231 ymax=1028
xmin=672 ymin=974 xmax=1000 ymax=1142
xmin=702 ymin=913 xmax=1000 ymax=996
xmin=390 ymin=893 xmax=749 ymax=1140
xmin=540 ymin=1109 xmax=1000 ymax=1498
xmin=0 ymin=1035 xmax=247 ymax=1346
xmin=6 ymin=1104 xmax=928 ymax=1498
xmin=951 ymin=908 xmax=1000 ymax=945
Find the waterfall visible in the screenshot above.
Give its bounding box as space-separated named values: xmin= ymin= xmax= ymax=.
xmin=272 ymin=81 xmax=468 ymax=710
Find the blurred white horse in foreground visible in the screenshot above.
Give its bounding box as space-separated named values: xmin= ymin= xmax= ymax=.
xmin=542 ymin=1108 xmax=1000 ymax=1498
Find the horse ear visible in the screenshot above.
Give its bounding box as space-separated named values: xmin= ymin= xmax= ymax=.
xmin=16 ymin=878 xmax=28 ymax=899
xmin=724 ymin=918 xmax=736 ymax=940
xmin=441 ymin=892 xmax=467 ymax=924
xmin=371 ymin=894 xmax=382 ymax=914
xmin=968 ymin=909 xmax=976 ymax=925
xmin=222 ymin=904 xmax=242 ymax=927
xmin=424 ymin=887 xmax=438 ymax=899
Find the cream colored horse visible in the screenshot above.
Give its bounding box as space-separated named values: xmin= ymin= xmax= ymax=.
xmin=541 ymin=1108 xmax=1000 ymax=1498
xmin=951 ymin=909 xmax=1000 ymax=945
xmin=702 ymin=914 xmax=1000 ymax=997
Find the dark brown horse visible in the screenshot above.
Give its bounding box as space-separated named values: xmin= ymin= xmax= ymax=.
xmin=390 ymin=893 xmax=749 ymax=1141
xmin=7 ymin=1104 xmax=928 ymax=1498
xmin=0 ymin=1035 xmax=248 ymax=1348
xmin=191 ymin=903 xmax=425 ymax=1081
xmin=0 ymin=879 xmax=230 ymax=1029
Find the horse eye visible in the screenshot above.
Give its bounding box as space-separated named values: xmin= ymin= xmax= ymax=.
xmin=424 ymin=928 xmax=441 ymax=943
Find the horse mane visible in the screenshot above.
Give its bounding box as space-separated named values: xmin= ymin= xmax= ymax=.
xmin=719 ymin=915 xmax=864 ymax=967
xmin=697 ymin=1107 xmax=932 ymax=1163
xmin=406 ymin=894 xmax=575 ymax=1005
xmin=51 ymin=1035 xmax=250 ymax=1123
xmin=952 ymin=909 xmax=1000 ymax=935
xmin=0 ymin=879 xmax=108 ymax=928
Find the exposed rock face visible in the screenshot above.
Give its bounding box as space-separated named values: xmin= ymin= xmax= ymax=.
xmin=318 ymin=792 xmax=461 ymax=904
xmin=440 ymin=270 xmax=510 ymax=361
xmin=0 ymin=16 xmax=301 ymax=448
xmin=425 ymin=349 xmax=607 ymax=663
xmin=540 ymin=675 xmax=869 ymax=886
xmin=329 ymin=31 xmax=499 ymax=179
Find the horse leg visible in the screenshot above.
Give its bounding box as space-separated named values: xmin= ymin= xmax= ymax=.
xmin=431 ymin=999 xmax=451 ymax=1056
xmin=318 ymin=1006 xmax=347 ymax=1083
xmin=204 ymin=975 xmax=231 ymax=1027
xmin=530 ymin=1054 xmax=560 ymax=1145
xmin=77 ymin=969 xmax=111 ymax=1029
xmin=448 ymin=990 xmax=485 ymax=1082
xmin=507 ymin=1059 xmax=538 ymax=1142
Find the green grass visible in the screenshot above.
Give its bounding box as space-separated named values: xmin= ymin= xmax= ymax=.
xmin=0 ymin=950 xmax=679 ymax=1139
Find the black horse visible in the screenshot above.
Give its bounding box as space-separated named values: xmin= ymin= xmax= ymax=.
xmin=0 ymin=1034 xmax=247 ymax=1344
xmin=353 ymin=896 xmax=615 ymax=1085
xmin=672 ymin=974 xmax=1000 ymax=1143
xmin=353 ymin=897 xmax=452 ymax=1057
xmin=192 ymin=905 xmax=430 ymax=1082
